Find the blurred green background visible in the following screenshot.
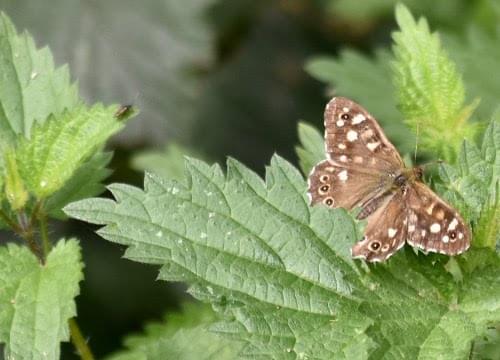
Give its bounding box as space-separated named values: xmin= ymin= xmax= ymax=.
xmin=0 ymin=0 xmax=498 ymax=358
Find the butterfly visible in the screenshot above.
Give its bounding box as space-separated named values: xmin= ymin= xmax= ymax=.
xmin=307 ymin=97 xmax=471 ymax=262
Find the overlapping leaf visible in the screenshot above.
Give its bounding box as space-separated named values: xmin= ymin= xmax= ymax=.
xmin=16 ymin=104 xmax=125 ymax=198
xmin=107 ymin=303 xmax=243 ymax=360
xmin=305 ymin=49 xmax=414 ymax=155
xmin=0 ymin=239 xmax=83 ymax=359
xmin=0 ymin=12 xmax=78 ymax=147
xmin=440 ymin=114 xmax=500 ymax=249
xmin=65 ymin=153 xmax=500 ymax=359
xmin=295 ymin=122 xmax=324 ymax=175
xmin=392 ymin=4 xmax=479 ymax=163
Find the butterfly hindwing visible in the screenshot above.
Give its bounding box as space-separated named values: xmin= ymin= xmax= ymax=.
xmin=406 ymin=182 xmax=471 ymax=255
xmin=351 ymin=191 xmax=407 ymax=262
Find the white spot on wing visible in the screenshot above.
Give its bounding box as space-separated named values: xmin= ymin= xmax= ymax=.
xmin=338 ymin=170 xmax=348 ymax=182
xmin=342 ymin=107 xmax=349 ymax=112
xmin=336 ymin=119 xmax=345 ymax=127
xmin=458 ymin=232 xmax=464 ymax=239
xmin=347 ymin=130 xmax=358 ymax=142
xmin=388 ymin=228 xmax=397 ymax=238
xmin=367 ymin=142 xmax=380 ymax=151
xmin=448 ymin=218 xmax=458 ymax=231
xmin=338 ymin=143 xmax=346 ymax=149
xmin=430 ymin=223 xmax=441 ymax=233
xmin=408 ymin=225 xmax=415 ymax=232
xmin=442 ymin=235 xmax=449 ymax=243
xmin=339 ymin=155 xmax=348 ymax=162
xmin=352 ymin=114 xmax=366 ymax=124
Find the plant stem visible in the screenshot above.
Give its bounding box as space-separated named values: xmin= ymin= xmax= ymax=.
xmin=38 ymin=209 xmax=51 ymax=258
xmin=69 ymin=318 xmax=95 ymax=360
xmin=0 ymin=209 xmax=22 ymax=233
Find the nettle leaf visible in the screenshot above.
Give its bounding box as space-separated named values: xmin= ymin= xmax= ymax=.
xmin=16 ymin=104 xmax=125 ymax=198
xmin=131 ymin=143 xmax=200 ymax=182
xmin=305 ymin=49 xmax=414 ymax=155
xmin=0 ymin=239 xmax=83 ymax=359
xmin=392 ymin=4 xmax=478 ymax=163
xmin=440 ymin=114 xmax=500 ymax=249
xmin=107 ymin=303 xmax=243 ymax=360
xmin=0 ymin=12 xmax=78 ymax=147
xmin=295 ymin=122 xmax=324 ymax=175
xmin=45 ymin=151 xmax=113 ymax=218
xmin=444 ymin=28 xmax=500 ymax=121
xmin=65 ymin=155 xmax=500 ymax=359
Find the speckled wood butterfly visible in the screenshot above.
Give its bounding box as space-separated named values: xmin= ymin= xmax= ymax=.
xmin=307 ymin=97 xmax=471 ymax=262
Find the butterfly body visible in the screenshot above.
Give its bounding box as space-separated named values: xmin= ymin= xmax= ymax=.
xmin=308 ymin=97 xmax=471 ymax=262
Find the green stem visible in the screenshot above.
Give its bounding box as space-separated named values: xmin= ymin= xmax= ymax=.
xmin=0 ymin=208 xmax=22 ymax=233
xmin=69 ymin=318 xmax=95 ymax=360
xmin=38 ymin=209 xmax=51 ymax=258
xmin=16 ymin=210 xmax=44 ymax=263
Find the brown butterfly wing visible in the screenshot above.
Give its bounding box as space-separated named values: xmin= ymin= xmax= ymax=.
xmin=406 ymin=182 xmax=471 ymax=255
xmin=324 ymin=97 xmax=404 ymax=172
xmin=308 ymin=97 xmax=404 ymax=210
xmin=307 ymin=159 xmax=387 ymax=210
xmin=351 ymin=191 xmax=407 ymax=262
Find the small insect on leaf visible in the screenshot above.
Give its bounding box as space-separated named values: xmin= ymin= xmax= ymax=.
xmin=308 ymin=97 xmax=471 ymax=262
xmin=114 ymin=104 xmax=134 ymax=120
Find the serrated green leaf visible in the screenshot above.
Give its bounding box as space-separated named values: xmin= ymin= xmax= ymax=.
xmin=107 ymin=303 xmax=243 ymax=360
xmin=3 ymin=148 xmax=28 ymax=210
xmin=0 ymin=239 xmax=83 ymax=359
xmin=439 ymin=114 xmax=500 ymax=249
xmin=16 ymin=104 xmax=125 ymax=198
xmin=392 ymin=4 xmax=478 ymax=162
xmin=45 ymin=151 xmax=113 ymax=219
xmin=131 ymin=143 xmax=199 ymax=181
xmin=65 ymin=154 xmax=500 ymax=359
xmin=305 ymin=49 xmax=414 ymax=155
xmin=0 ymin=12 xmax=78 ymax=147
xmin=1 ymin=0 xmax=216 ymax=146
xmin=295 ymin=122 xmax=324 ymax=175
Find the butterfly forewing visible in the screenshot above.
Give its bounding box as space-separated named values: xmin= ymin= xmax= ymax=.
xmin=308 ymin=96 xmax=472 ymax=262
xmin=308 ymin=159 xmax=387 ymax=210
xmin=324 ymin=97 xmax=404 ymax=171
xmin=406 ymin=182 xmax=471 ymax=255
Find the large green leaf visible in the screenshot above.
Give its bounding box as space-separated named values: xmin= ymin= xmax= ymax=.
xmin=107 ymin=303 xmax=243 ymax=360
xmin=65 ymin=154 xmax=500 ymax=359
xmin=0 ymin=239 xmax=83 ymax=359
